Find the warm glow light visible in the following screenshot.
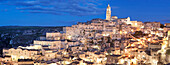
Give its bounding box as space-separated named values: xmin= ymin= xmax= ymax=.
xmin=124 ymin=31 xmax=127 ymax=34
xmin=93 ymin=45 xmax=100 ymax=49
xmin=120 ymin=31 xmax=122 ymax=34
xmin=168 ymin=31 xmax=170 ymax=36
xmin=106 ymin=53 xmax=108 ymax=55
xmin=103 ymin=33 xmax=109 ymax=36
xmin=49 ymin=63 xmax=57 ymax=65
xmin=125 ymin=49 xmax=127 ymax=53
xmin=72 ymin=57 xmax=78 ymax=60
xmin=152 ymin=59 xmax=158 ymax=65
xmin=11 ymin=55 xmax=17 ymax=61
xmin=162 ymin=40 xmax=168 ymax=49
xmin=131 ymin=44 xmax=135 ymax=46
xmin=63 ymin=52 xmax=67 ymax=55
xmin=131 ymin=29 xmax=134 ymax=32
xmin=140 ymin=26 xmax=144 ymax=28
xmin=131 ymin=57 xmax=137 ymax=65
xmin=137 ymin=39 xmax=141 ymax=41
xmin=119 ymin=59 xmax=125 ymax=64
xmin=80 ymin=62 xmax=86 ymax=65
xmin=67 ymin=36 xmax=72 ymax=40
xmin=19 ymin=56 xmax=24 ymax=59
xmin=135 ymin=23 xmax=137 ymax=26
xmin=63 ymin=61 xmax=71 ymax=64
xmin=97 ymin=58 xmax=102 ymax=63
xmin=143 ymin=38 xmax=146 ymax=40
xmin=148 ymin=38 xmax=151 ymax=41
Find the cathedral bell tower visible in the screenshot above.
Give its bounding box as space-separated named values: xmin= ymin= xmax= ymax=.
xmin=168 ymin=31 xmax=170 ymax=48
xmin=106 ymin=4 xmax=111 ymax=21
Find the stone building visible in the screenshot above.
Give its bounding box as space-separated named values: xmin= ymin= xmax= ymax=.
xmin=3 ymin=45 xmax=42 ymax=62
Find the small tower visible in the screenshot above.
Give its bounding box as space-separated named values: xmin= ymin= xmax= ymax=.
xmin=106 ymin=4 xmax=111 ymax=21
xmin=168 ymin=31 xmax=170 ymax=48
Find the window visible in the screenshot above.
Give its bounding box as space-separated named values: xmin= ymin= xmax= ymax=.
xmin=4 ymin=52 xmax=8 ymax=54
xmin=154 ymin=54 xmax=156 ymax=56
xmin=53 ymin=44 xmax=56 ymax=47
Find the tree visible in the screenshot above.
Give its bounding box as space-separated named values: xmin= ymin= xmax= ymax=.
xmin=160 ymin=24 xmax=164 ymax=28
xmin=166 ymin=49 xmax=170 ymax=55
xmin=107 ymin=49 xmax=111 ymax=53
xmin=133 ymin=31 xmax=144 ymax=37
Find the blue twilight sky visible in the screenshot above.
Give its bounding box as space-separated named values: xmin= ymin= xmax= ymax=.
xmin=0 ymin=0 xmax=170 ymax=26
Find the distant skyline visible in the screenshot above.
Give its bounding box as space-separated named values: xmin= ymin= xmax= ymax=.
xmin=0 ymin=0 xmax=170 ymax=26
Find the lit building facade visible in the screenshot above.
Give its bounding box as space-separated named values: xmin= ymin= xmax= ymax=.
xmin=106 ymin=4 xmax=111 ymax=21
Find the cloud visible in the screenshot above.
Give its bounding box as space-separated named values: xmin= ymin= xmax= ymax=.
xmin=1 ymin=0 xmax=118 ymax=16
xmin=161 ymin=19 xmax=170 ymax=22
xmin=16 ymin=6 xmax=55 ymax=11
xmin=111 ymin=6 xmax=119 ymax=9
xmin=1 ymin=9 xmax=8 ymax=12
xmin=27 ymin=10 xmax=62 ymax=15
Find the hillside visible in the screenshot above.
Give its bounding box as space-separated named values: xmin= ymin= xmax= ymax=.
xmin=0 ymin=26 xmax=63 ymax=55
